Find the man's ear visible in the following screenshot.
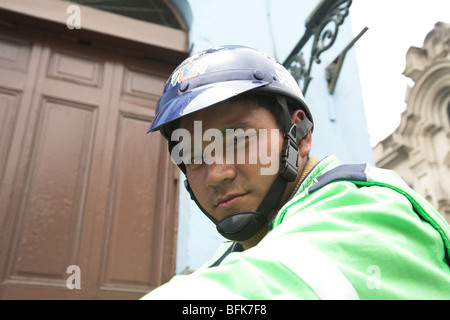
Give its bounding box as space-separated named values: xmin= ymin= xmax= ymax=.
xmin=291 ymin=109 xmax=312 ymax=157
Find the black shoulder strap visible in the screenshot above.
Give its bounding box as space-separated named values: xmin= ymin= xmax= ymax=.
xmin=209 ymin=242 xmax=244 ymax=268
xmin=307 ymin=163 xmax=369 ymax=194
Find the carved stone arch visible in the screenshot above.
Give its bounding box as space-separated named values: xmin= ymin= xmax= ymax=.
xmin=401 ymin=60 xmax=450 ymax=209
xmin=423 ymin=22 xmax=450 ymax=60
xmin=374 ymin=22 xmax=450 ymax=223
xmin=395 ymin=61 xmax=450 ymax=168
xmin=403 ymin=60 xmax=450 ymax=134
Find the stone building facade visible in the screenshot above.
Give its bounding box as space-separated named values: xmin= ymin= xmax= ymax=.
xmin=373 ymin=22 xmax=450 ymax=223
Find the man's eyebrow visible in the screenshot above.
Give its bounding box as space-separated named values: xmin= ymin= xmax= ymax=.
xmin=185 ymin=121 xmax=252 ymax=135
xmin=220 ymin=122 xmax=252 ymax=134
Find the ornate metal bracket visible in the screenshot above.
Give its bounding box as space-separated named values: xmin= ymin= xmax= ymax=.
xmin=283 ymin=0 xmax=353 ymax=95
xmin=325 ymin=26 xmax=368 ymax=94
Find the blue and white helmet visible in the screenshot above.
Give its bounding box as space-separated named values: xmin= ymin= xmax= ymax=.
xmin=147 ymin=45 xmax=314 ymax=242
xmin=147 ymin=45 xmax=313 ymax=138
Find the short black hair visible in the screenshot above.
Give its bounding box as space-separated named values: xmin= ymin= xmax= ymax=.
xmin=220 ymin=93 xmax=296 ymax=132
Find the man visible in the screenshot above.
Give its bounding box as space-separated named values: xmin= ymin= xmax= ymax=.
xmin=142 ymin=45 xmax=450 ymax=299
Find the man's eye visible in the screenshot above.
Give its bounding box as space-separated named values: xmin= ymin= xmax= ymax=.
xmin=191 ymin=155 xmax=203 ymax=163
xmin=184 ymin=153 xmax=203 ymax=168
xmin=227 ymin=136 xmax=246 ymax=148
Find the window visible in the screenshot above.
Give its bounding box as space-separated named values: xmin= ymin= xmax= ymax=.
xmin=64 ymin=0 xmax=183 ymax=29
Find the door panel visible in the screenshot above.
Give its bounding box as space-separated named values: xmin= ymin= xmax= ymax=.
xmin=0 ymin=90 xmax=20 ymax=184
xmin=99 ymin=114 xmax=166 ymax=292
xmin=3 ymin=97 xmax=95 ymax=287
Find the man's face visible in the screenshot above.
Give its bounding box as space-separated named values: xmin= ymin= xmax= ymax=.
xmin=178 ymin=100 xmax=284 ymax=222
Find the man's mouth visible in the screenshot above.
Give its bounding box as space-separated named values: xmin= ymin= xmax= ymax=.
xmin=215 ymin=193 xmax=247 ymax=210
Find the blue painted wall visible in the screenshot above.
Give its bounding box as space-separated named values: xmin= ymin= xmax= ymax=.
xmin=174 ymin=0 xmax=374 ymax=274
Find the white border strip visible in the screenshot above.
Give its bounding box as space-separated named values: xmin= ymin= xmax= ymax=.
xmin=267 ymin=242 xmax=360 ymax=300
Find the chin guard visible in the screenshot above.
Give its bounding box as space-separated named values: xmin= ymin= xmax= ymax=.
xmin=216 ymin=211 xmax=267 ymax=242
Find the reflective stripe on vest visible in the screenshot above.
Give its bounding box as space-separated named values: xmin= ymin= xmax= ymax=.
xmin=264 ymin=240 xmax=360 ymax=300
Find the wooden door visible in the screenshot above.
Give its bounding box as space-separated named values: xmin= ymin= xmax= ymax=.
xmin=0 ymin=24 xmax=179 ymax=299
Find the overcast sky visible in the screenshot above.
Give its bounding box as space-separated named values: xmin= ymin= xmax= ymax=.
xmin=350 ymin=0 xmax=450 ymax=146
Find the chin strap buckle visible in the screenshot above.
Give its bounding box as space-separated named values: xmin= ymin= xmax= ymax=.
xmin=280 ymin=123 xmax=299 ymax=182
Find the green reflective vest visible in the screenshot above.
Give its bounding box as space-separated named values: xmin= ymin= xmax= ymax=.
xmin=141 ymin=155 xmax=450 ymax=299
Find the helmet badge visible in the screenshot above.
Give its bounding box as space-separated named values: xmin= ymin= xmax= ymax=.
xmin=171 ymin=51 xmax=210 ymax=86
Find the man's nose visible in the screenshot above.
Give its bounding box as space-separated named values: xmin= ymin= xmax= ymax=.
xmin=205 ymin=162 xmax=237 ymax=188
